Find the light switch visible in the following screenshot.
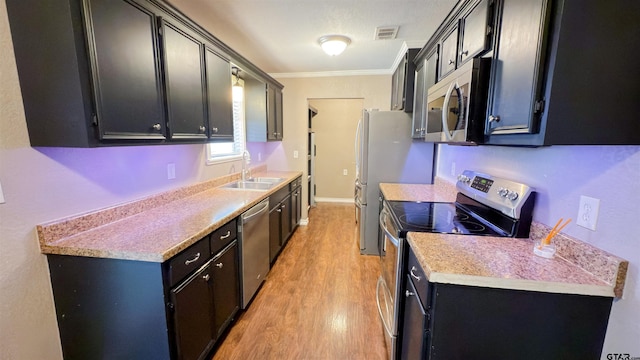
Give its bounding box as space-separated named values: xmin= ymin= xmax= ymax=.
xmin=293 ymin=150 xmax=299 ymax=159
xmin=167 ymin=163 xmax=176 ymax=180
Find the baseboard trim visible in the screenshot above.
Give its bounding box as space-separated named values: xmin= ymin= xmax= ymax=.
xmin=314 ymin=197 xmax=355 ymax=204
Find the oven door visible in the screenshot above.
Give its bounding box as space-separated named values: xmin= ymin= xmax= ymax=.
xmin=376 ymin=203 xmax=404 ymax=360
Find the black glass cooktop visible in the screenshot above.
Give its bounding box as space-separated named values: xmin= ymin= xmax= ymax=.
xmin=386 ymin=200 xmax=504 ymax=237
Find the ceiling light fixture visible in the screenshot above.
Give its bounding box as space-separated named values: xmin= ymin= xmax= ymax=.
xmin=318 ymin=35 xmax=351 ymax=56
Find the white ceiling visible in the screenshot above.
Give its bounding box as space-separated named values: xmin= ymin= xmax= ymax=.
xmin=168 ymin=0 xmax=458 ymax=77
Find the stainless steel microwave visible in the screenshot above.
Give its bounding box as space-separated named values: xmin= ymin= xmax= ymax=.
xmin=425 ymin=57 xmax=491 ymax=144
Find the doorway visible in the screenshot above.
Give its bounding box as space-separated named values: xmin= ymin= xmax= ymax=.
xmin=308 ymin=98 xmax=364 ymax=202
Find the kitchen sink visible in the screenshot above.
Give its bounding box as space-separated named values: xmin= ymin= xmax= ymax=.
xmin=246 ymin=177 xmax=284 ymax=184
xmin=222 ymin=181 xmax=274 ymax=190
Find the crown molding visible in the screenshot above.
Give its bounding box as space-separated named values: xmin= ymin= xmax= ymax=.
xmin=270 ymin=41 xmax=426 ymax=79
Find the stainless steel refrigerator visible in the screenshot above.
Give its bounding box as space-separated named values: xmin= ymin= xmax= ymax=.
xmin=355 ymin=109 xmax=435 ymax=255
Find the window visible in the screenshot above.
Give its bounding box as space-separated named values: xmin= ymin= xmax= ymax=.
xmin=206 ymin=78 xmax=245 ymax=163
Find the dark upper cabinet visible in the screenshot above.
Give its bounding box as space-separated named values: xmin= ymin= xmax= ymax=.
xmin=412 ymin=46 xmax=438 ymax=139
xmin=205 ymin=49 xmax=234 ymax=141
xmin=160 ymin=18 xmax=208 ymax=141
xmin=267 ymin=83 xmax=284 ymax=141
xmin=247 ymin=79 xmax=283 ymax=142
xmin=484 ymin=0 xmax=549 ymax=139
xmin=411 ymin=58 xmax=427 ymax=138
xmin=439 ymin=26 xmax=459 ymax=79
xmin=485 ymin=0 xmax=640 ymax=145
xmin=391 ymin=48 xmax=419 ymax=112
xmin=6 ymin=0 xmax=280 ymax=147
xmin=459 ymin=0 xmax=493 ymax=65
xmin=86 ymin=0 xmax=167 ymax=141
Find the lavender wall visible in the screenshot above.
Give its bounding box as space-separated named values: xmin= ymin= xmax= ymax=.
xmin=436 ymin=144 xmax=640 ymax=356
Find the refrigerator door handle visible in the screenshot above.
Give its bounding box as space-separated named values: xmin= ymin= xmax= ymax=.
xmin=355 ymin=117 xmax=362 ymax=180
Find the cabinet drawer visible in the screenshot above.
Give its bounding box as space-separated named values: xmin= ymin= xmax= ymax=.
xmin=290 ymin=176 xmax=302 ymax=190
xmin=407 ymin=248 xmax=430 ymax=309
xmin=167 ymin=237 xmax=210 ymax=287
xmin=210 ymin=219 xmax=237 ymax=255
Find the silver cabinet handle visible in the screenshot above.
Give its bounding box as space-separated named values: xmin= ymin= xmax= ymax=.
xmin=448 ymin=59 xmax=454 ymax=65
xmin=184 ymin=252 xmax=201 ymax=265
xmin=152 ymin=123 xmax=161 ymax=130
xmin=461 ymin=50 xmax=469 ymax=56
xmin=410 ymin=266 xmax=422 ymax=281
xmin=276 ymin=208 xmax=282 ymax=213
xmin=211 ymin=127 xmax=218 ymax=133
xmin=202 ymin=274 xmax=210 ymax=281
xmin=489 ymin=115 xmax=500 ymax=123
xmin=199 ymin=125 xmax=206 ymax=133
xmin=215 ymin=263 xmax=223 ymax=269
xmin=281 ymin=204 xmax=286 ymax=209
xmin=406 ymin=290 xmax=415 ymax=298
xmin=220 ymin=230 xmax=231 ymax=240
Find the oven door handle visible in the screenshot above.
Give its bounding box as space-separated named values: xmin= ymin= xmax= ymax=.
xmin=376 ymin=276 xmax=394 ymax=338
xmin=379 ymin=209 xmax=400 ymax=252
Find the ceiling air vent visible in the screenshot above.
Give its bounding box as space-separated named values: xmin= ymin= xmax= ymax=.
xmin=374 ymin=26 xmax=399 ymax=40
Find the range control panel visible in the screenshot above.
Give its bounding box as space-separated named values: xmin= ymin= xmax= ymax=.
xmin=456 ymin=170 xmax=535 ymax=219
xmin=470 ymin=176 xmax=494 ymax=193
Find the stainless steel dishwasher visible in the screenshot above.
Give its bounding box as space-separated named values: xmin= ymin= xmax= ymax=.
xmin=238 ymin=198 xmax=270 ymax=309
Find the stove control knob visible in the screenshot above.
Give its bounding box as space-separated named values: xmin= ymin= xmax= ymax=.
xmin=497 ymin=187 xmax=509 ymax=197
xmin=458 ymin=174 xmax=471 ymax=184
xmin=507 ymin=191 xmax=519 ymax=201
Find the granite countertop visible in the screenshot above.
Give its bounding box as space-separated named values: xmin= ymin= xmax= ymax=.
xmin=37 ymin=170 xmax=302 ymax=262
xmin=380 ymin=180 xmax=628 ymax=298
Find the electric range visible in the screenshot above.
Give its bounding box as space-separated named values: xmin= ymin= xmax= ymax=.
xmin=376 ymin=170 xmax=536 ymax=360
xmin=384 ymin=170 xmax=536 ymax=240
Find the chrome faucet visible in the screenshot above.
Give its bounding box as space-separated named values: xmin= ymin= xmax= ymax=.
xmin=241 ymin=150 xmax=252 ymax=181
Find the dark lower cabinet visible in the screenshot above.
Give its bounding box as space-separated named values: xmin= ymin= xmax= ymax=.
xmin=46 ymin=219 xmax=240 ymax=360
xmin=400 ymin=276 xmax=428 ymax=360
xmin=268 ymin=177 xmax=302 ymax=264
xmin=400 ymin=245 xmax=614 ymax=359
xmin=170 ymin=262 xmax=215 ymax=360
xmin=211 ymin=241 xmax=240 ymax=339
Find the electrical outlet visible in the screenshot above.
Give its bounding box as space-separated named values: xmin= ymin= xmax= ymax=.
xmin=167 ymin=163 xmax=176 ymax=180
xmin=293 ymin=150 xmax=299 ymax=159
xmin=258 ymin=152 xmax=262 ymax=161
xmin=343 ymin=169 xmax=348 ymax=176
xmin=577 ymin=195 xmax=600 ymax=231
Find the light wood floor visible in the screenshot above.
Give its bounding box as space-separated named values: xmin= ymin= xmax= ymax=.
xmin=212 ymin=203 xmax=387 ymax=360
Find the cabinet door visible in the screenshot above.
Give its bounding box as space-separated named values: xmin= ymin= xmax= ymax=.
xmin=266 ymin=84 xmax=278 ymax=141
xmin=84 ymin=0 xmax=166 ymax=140
xmin=170 ymin=263 xmax=215 ymax=360
xmin=425 ymin=47 xmax=438 ymax=90
xmin=411 ymin=59 xmax=426 ymax=138
xmin=391 ymin=56 xmax=407 ymax=110
xmin=211 ymin=241 xmax=240 ymax=339
xmin=205 ymin=48 xmax=233 ymax=141
xmin=290 ymin=186 xmax=301 ymax=231
xmin=485 ymin=0 xmax=549 ymax=137
xmin=161 ymin=19 xmax=208 ymax=140
xmin=459 ymin=0 xmax=491 ymax=65
xmin=269 ymin=207 xmax=281 ymax=263
xmin=274 ymin=87 xmax=284 ymax=140
xmin=400 ymin=276 xmax=428 ymax=360
xmin=439 ymin=26 xmax=458 ymax=79
xmin=280 ymin=195 xmax=292 ymax=245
